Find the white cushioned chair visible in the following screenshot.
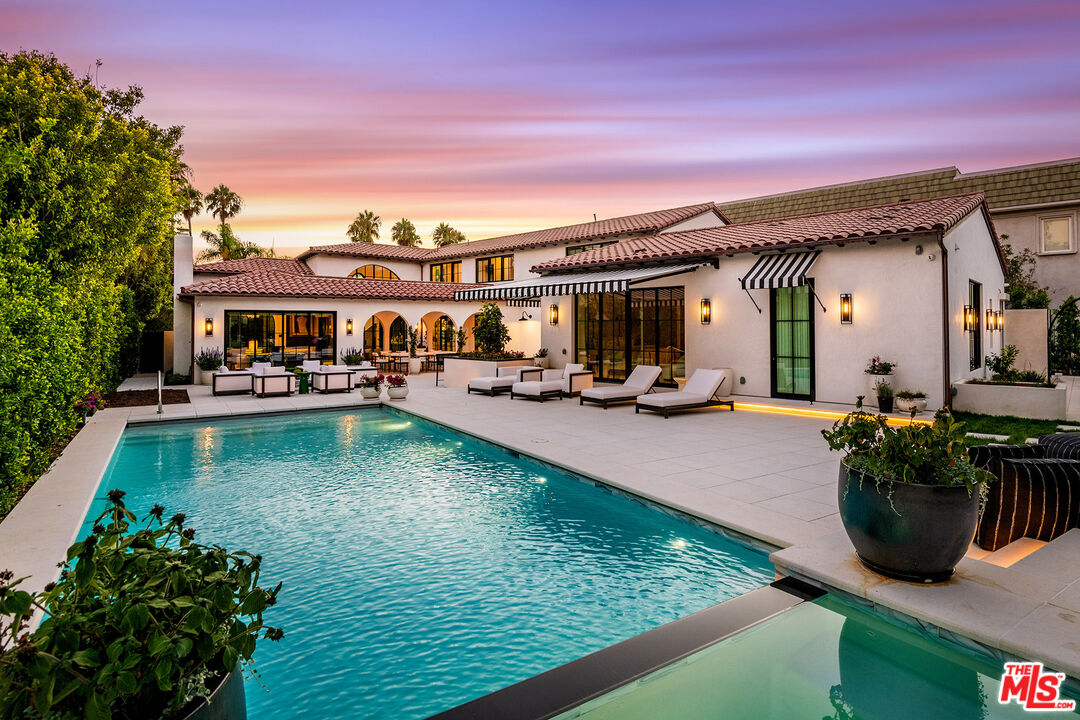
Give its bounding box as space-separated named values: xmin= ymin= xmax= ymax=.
xmin=635 ymin=369 xmax=734 ymax=418
xmin=510 ymin=364 xmax=593 ymax=402
xmin=211 ymin=367 xmax=254 ymax=396
xmin=467 ymin=366 xmax=542 ymax=396
xmin=309 ymin=364 xmax=355 ymax=394
xmin=252 ymin=365 xmax=297 ymax=398
xmin=579 ymin=365 xmax=661 ymax=409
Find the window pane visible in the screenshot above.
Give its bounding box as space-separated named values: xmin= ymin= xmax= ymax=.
xmin=1043 ymin=218 xmax=1072 ymax=253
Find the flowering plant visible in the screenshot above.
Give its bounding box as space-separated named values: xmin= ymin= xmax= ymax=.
xmin=864 ymin=356 xmax=896 ymax=375
xmin=75 ymin=391 xmax=106 ymax=415
xmin=358 ymin=373 xmax=384 ymax=389
xmin=385 ymin=374 xmax=408 ymax=388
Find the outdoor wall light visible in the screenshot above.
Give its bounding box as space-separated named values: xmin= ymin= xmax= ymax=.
xmin=986 ymin=307 xmax=995 ymax=333
xmin=204 ymin=317 xmax=213 ymax=337
xmin=346 ymin=318 xmax=354 ymax=335
xmin=840 ymin=293 xmax=853 ymax=324
xmin=549 ymin=304 xmax=559 ymax=326
xmin=995 ymin=310 xmax=1004 ymax=331
xmin=963 ymin=305 xmax=974 ymax=332
xmin=700 ymin=298 xmax=711 ymax=325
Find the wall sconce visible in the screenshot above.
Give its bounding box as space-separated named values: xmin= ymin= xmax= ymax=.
xmin=995 ymin=310 xmax=1004 ymax=331
xmin=700 ymin=298 xmax=711 ymax=325
xmin=549 ymin=304 xmax=559 ymax=326
xmin=963 ymin=305 xmax=974 ymax=332
xmin=839 ymin=293 xmax=853 ymax=324
xmin=986 ymin=307 xmax=995 ymax=333
xmin=204 ymin=317 xmax=214 ymax=336
xmin=346 ymin=318 xmax=354 ymax=335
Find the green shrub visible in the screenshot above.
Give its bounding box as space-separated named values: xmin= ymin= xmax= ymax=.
xmin=1052 ymin=296 xmax=1080 ymax=375
xmin=472 ymin=302 xmax=511 ymax=356
xmin=0 ymin=490 xmax=283 ymax=719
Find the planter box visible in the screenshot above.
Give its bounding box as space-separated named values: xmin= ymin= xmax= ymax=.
xmin=441 ymin=358 xmax=533 ymax=388
xmin=953 ymin=380 xmax=1067 ymax=420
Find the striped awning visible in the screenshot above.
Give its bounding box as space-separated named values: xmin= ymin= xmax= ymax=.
xmin=454 ymin=263 xmax=706 ymax=301
xmin=506 ymin=298 xmax=540 ymax=307
xmin=740 ymin=251 xmax=821 ymax=290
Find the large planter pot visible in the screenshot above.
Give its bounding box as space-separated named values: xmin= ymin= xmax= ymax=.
xmin=181 ymin=668 xmax=246 ymax=720
xmin=895 ymin=397 xmax=927 ymax=414
xmin=533 ymin=357 xmax=549 ymax=369
xmin=387 ymin=385 xmax=409 ymax=400
xmin=359 ymin=386 xmax=381 ymax=399
xmin=876 ymin=395 xmax=894 ymax=413
xmin=198 ymin=368 xmax=214 ymax=386
xmin=837 ymin=462 xmax=979 ymax=583
xmin=408 ymin=357 xmax=423 ymax=374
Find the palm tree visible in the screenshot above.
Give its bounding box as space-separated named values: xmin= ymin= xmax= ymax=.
xmin=197 ymin=225 xmax=270 ymax=262
xmin=205 ymin=184 xmax=243 ymax=229
xmin=392 ymin=218 xmax=420 ymax=247
xmin=347 ymin=210 xmax=381 ymax=243
xmin=178 ymin=181 xmax=203 ymax=235
xmin=432 ymin=223 xmax=466 ymax=247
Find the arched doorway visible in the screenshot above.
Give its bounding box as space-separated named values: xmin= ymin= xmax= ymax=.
xmin=363 ymin=316 xmax=384 ymax=354
xmin=389 ymin=316 xmax=408 ymax=352
xmin=432 ymin=315 xmax=455 ymax=351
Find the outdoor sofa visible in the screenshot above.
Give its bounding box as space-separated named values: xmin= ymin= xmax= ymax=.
xmin=510 ymin=364 xmax=593 ymax=402
xmin=635 ymin=368 xmax=734 ymax=418
xmin=969 ymin=433 xmax=1080 ymax=551
xmin=302 ymin=360 xmax=355 ymax=394
xmin=579 ymin=365 xmax=661 ymax=408
xmin=211 ymin=367 xmax=255 ymax=396
xmin=250 ymin=362 xmax=297 ymax=398
xmin=467 ymin=366 xmax=542 ymax=396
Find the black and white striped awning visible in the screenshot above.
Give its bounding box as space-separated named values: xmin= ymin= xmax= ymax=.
xmin=740 ymin=251 xmax=821 ymax=290
xmin=506 ymin=298 xmax=541 ymax=307
xmin=454 ymin=263 xmax=706 ymax=301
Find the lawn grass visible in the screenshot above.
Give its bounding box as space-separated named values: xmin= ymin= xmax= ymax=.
xmin=953 ymin=411 xmax=1074 ymax=445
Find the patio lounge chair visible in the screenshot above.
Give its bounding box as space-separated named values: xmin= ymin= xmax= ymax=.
xmin=510 ymin=364 xmax=593 ymax=402
xmin=467 ymin=366 xmax=542 ymax=396
xmin=252 ymin=365 xmax=297 ymax=398
xmin=635 ymin=369 xmax=734 ymax=418
xmin=579 ymin=365 xmax=661 ymax=408
xmin=211 ymin=367 xmax=254 ymax=396
xmin=302 ymin=360 xmax=355 ymax=394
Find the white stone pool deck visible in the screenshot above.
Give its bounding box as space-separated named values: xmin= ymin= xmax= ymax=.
xmin=1 ymin=375 xmax=1078 ymax=683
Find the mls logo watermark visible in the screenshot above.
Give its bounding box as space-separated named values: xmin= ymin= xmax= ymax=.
xmin=999 ymin=662 xmax=1076 ymax=712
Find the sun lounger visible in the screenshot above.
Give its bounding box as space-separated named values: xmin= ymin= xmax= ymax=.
xmin=510 ymin=364 xmax=593 ymax=402
xmin=467 ymin=366 xmax=542 ymax=396
xmin=579 ymin=365 xmax=661 ymax=408
xmin=635 ymin=369 xmax=734 ymax=418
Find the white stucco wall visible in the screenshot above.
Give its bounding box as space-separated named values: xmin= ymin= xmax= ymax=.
xmin=300 ymin=255 xmax=423 ymax=281
xmin=992 ymin=206 xmax=1079 ymax=304
xmin=944 ymin=209 xmax=1007 ymax=388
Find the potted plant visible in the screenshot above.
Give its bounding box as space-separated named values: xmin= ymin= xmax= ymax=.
xmin=358 ymin=373 xmax=383 ymax=399
xmin=456 ymin=327 xmax=468 ymax=354
xmin=894 ymin=390 xmax=928 ymax=414
xmin=864 ymin=356 xmax=896 ymax=399
xmin=407 ymin=327 xmax=423 ymax=374
xmin=341 ymin=347 xmax=365 ymax=366
xmin=0 ymin=490 xmax=283 ymax=719
xmin=821 ymin=405 xmax=992 ymax=583
xmin=75 ymin=392 xmax=106 ymax=424
xmin=875 ymin=381 xmax=894 ymax=413
xmin=385 ymin=373 xmax=408 ymax=400
xmin=533 ymin=348 xmax=549 ymax=369
xmin=194 ymin=349 xmax=224 ymax=386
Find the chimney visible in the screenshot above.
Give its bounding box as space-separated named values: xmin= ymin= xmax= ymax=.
xmin=172 ymin=233 xmax=194 ymax=376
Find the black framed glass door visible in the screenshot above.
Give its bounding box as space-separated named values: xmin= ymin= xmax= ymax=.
xmin=771 ymin=284 xmax=814 ymax=399
xmin=575 ymin=287 xmax=684 ymax=385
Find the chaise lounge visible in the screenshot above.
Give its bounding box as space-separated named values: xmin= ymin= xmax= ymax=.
xmin=579 ymin=365 xmax=661 ymax=408
xmin=510 ymin=364 xmax=593 ymax=402
xmin=467 ymin=366 xmax=542 ymax=396
xmin=635 ymin=368 xmax=734 ymax=418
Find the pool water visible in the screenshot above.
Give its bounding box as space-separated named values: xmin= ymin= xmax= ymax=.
xmin=88 ymin=409 xmax=772 ymax=719
xmin=553 ymin=595 xmax=1080 ymax=720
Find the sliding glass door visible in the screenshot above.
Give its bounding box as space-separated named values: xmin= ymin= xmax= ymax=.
xmin=224 ymin=311 xmax=335 ymax=369
xmin=771 ymin=285 xmax=813 ymax=399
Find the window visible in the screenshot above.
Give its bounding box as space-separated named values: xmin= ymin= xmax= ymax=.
xmin=969 ymin=280 xmax=982 ymax=371
xmin=1040 ymin=216 xmax=1074 ymax=254
xmin=476 ymin=255 xmax=514 ymax=283
xmin=224 ymin=311 xmax=335 ymax=369
xmin=348 ymin=264 xmax=399 ymax=280
xmin=432 ymin=315 xmax=455 ymax=351
xmin=566 ymin=241 xmax=616 ymax=256
xmin=430 ymin=261 xmax=461 ymax=283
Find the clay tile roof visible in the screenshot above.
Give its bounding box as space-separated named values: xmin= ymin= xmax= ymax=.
xmin=180 ymin=271 xmax=478 ymax=301
xmin=295 ymin=202 xmax=726 ymax=262
xmin=192 ymin=257 xmax=313 ymax=275
xmin=533 ymin=194 xmax=989 ymax=273
xmin=718 ymin=158 xmax=1080 ymax=224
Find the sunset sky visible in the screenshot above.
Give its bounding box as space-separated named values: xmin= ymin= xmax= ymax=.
xmin=3 ymin=0 xmax=1079 ymax=256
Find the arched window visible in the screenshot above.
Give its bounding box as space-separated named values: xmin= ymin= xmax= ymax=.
xmin=433 ymin=315 xmax=455 ymax=351
xmin=349 ymin=264 xmax=399 ymax=280
xmin=363 ymin=317 xmax=383 ymax=352
xmin=388 ymin=317 xmax=408 ymax=352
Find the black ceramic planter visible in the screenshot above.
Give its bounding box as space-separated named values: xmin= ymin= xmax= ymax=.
xmin=837 ymin=462 xmax=979 ymax=583
xmin=180 ymin=668 xmax=246 ymax=720
xmin=876 ymin=396 xmax=893 ymax=413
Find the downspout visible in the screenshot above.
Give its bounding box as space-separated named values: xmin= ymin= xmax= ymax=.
xmin=936 ymin=232 xmax=951 ymax=410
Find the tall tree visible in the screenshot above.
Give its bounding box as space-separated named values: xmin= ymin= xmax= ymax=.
xmin=432 ymin=222 xmax=466 ymax=247
xmin=177 ymin=181 xmax=203 ymax=236
xmin=205 ymin=184 xmax=243 ymax=228
xmin=392 ymin=218 xmax=420 ymax=247
xmin=198 ymin=224 xmax=270 ymax=262
xmin=347 ymin=210 xmax=381 ymax=243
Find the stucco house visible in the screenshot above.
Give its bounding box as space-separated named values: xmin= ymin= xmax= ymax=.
xmin=719 ymin=158 xmax=1080 ymax=303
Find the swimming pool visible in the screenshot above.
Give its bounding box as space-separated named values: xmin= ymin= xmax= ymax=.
xmin=88 ymin=409 xmax=772 ymax=719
